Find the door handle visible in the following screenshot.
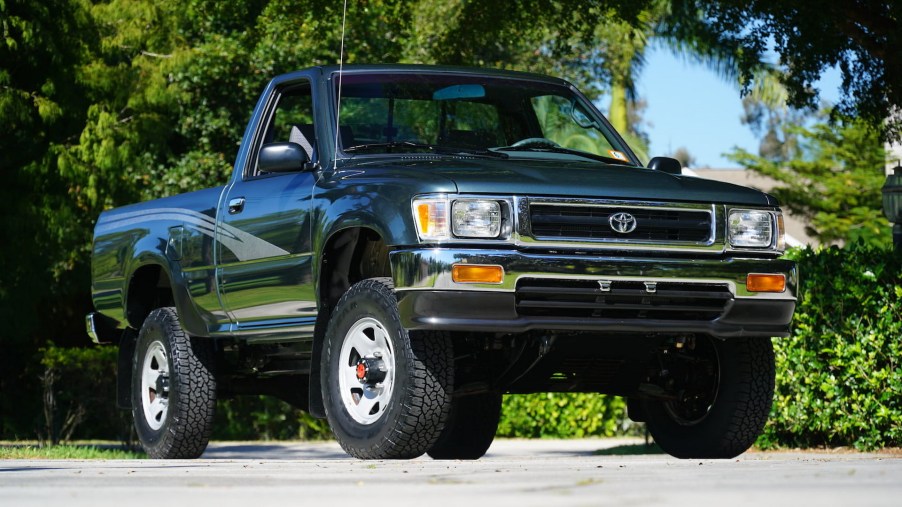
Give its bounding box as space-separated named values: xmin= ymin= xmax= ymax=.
xmin=228 ymin=197 xmax=246 ymax=214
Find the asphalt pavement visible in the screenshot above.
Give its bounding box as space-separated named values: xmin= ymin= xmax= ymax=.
xmin=2 ymin=438 xmax=900 ymax=507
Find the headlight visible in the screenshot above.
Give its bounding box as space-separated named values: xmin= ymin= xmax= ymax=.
xmin=452 ymin=200 xmax=501 ymax=238
xmin=729 ymin=210 xmax=774 ymax=248
xmin=412 ymin=196 xmax=505 ymax=241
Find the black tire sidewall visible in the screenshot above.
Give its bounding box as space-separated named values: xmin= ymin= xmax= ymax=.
xmin=130 ymin=307 xmax=216 ymax=459
xmin=644 ymin=336 xmax=774 ymax=459
xmin=427 ymin=392 xmax=502 ymax=460
xmin=322 ymin=281 xmax=416 ymax=452
xmin=131 ymin=310 xmax=181 ymax=453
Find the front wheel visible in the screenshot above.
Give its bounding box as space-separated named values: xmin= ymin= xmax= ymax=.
xmin=642 ymin=336 xmax=775 ymax=459
xmin=321 ymin=278 xmax=453 ymax=459
xmin=131 ymin=307 xmax=216 ymax=459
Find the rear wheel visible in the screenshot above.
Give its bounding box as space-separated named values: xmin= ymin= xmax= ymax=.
xmin=643 ymin=336 xmax=775 ymax=459
xmin=131 ymin=307 xmax=216 ymax=459
xmin=321 ymin=278 xmax=453 ymax=459
xmin=427 ymin=392 xmax=502 ymax=460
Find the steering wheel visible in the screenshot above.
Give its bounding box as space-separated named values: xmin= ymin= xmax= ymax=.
xmin=511 ymin=137 xmax=561 ymax=149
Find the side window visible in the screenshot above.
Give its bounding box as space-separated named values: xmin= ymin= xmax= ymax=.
xmin=254 ymin=83 xmax=315 ymax=176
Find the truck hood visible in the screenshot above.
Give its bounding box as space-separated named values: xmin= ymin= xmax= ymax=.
xmin=346 ymin=157 xmax=776 ymax=206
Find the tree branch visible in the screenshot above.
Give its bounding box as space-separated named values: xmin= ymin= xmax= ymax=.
xmin=141 ymin=51 xmax=173 ymax=59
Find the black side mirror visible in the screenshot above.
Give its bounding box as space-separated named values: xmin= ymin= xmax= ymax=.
xmin=647 ymin=156 xmax=682 ymax=175
xmin=259 ymin=142 xmax=310 ymax=173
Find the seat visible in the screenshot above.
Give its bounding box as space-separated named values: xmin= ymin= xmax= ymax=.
xmin=339 ymin=126 xmax=356 ymax=148
xmin=289 ymin=124 xmax=316 ymax=159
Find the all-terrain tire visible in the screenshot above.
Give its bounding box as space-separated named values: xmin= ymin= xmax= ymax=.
xmin=321 ymin=278 xmax=453 ymax=459
xmin=131 ymin=307 xmax=216 ymax=459
xmin=427 ymin=392 xmax=502 ymax=460
xmin=643 ymin=336 xmax=775 ymax=459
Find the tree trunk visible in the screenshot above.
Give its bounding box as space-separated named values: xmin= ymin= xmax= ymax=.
xmin=609 ymin=81 xmax=629 ymax=134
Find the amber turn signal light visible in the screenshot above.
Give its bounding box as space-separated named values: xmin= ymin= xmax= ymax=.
xmin=747 ymin=273 xmax=786 ymax=293
xmin=451 ymin=264 xmax=504 ymax=284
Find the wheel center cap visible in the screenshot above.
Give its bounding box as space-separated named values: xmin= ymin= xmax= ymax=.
xmin=154 ymin=374 xmax=169 ymax=395
xmin=355 ymin=357 xmax=387 ymax=384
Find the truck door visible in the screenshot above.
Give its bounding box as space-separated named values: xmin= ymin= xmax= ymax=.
xmin=216 ymin=79 xmax=319 ymax=339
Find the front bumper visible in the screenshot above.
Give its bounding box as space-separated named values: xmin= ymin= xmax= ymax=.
xmin=390 ymin=248 xmax=797 ymax=338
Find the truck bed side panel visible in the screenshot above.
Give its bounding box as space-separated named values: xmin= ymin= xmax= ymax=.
xmin=91 ymin=186 xmax=228 ymax=335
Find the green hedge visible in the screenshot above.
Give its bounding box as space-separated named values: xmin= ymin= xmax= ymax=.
xmin=757 ymin=245 xmax=902 ymax=450
xmin=497 ymin=393 xmax=632 ymax=438
xmin=212 ymin=396 xmax=332 ymax=441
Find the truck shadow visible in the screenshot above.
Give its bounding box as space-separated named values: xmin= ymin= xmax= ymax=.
xmin=594 ymin=442 xmax=664 ymax=455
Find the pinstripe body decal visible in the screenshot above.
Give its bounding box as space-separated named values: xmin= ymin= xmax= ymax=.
xmin=96 ymin=208 xmax=290 ymax=262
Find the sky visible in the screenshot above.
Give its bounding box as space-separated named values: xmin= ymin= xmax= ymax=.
xmin=635 ymin=45 xmax=843 ymax=169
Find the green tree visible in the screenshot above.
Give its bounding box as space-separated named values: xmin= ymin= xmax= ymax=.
xmin=669 ymin=0 xmax=902 ymax=142
xmin=728 ymin=114 xmax=889 ymax=246
xmin=0 ymin=0 xmax=99 ymax=437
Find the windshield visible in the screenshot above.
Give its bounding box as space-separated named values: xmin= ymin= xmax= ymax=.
xmin=333 ymin=72 xmax=637 ymax=165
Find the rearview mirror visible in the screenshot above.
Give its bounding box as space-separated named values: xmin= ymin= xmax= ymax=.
xmin=259 ymin=142 xmax=310 ymax=173
xmin=569 ymin=102 xmax=598 ymax=129
xmin=432 ymin=84 xmax=486 ymax=101
xmin=647 ymin=156 xmax=682 ymax=175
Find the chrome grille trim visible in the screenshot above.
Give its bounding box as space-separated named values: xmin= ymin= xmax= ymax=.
xmin=514 ymin=196 xmax=725 ymax=253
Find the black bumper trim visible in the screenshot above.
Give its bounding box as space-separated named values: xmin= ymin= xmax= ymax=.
xmin=397 ymin=291 xmax=795 ymax=338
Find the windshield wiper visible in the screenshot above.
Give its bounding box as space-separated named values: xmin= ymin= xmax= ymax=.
xmin=497 ymin=145 xmax=634 ymax=166
xmin=432 ymin=146 xmax=508 ymax=159
xmin=344 ymin=141 xmax=508 ymax=159
xmin=344 ymin=141 xmax=436 ymax=153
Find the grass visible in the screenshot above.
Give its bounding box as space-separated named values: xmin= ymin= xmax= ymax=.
xmin=0 ymin=444 xmax=146 ymax=460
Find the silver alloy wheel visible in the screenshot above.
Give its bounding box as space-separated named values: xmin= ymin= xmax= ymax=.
xmin=140 ymin=340 xmax=170 ymax=430
xmin=337 ymin=317 xmax=396 ymax=425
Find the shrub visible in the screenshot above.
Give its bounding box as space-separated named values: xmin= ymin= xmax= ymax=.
xmin=497 ymin=393 xmax=633 ymax=438
xmin=212 ymin=396 xmax=332 ymax=441
xmin=758 ymin=245 xmax=902 ymax=450
xmin=39 ymin=344 xmax=133 ymax=445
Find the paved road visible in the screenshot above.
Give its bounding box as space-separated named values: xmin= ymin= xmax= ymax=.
xmin=2 ymin=439 xmax=900 ymax=507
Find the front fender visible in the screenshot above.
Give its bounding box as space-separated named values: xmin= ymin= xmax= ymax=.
xmin=314 ymin=163 xmax=459 ymax=248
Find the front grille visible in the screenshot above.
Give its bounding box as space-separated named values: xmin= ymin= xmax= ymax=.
xmin=516 ymin=278 xmax=731 ymax=321
xmin=530 ymin=204 xmax=712 ymax=242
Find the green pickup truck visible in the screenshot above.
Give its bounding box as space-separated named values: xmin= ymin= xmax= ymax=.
xmin=87 ymin=64 xmax=797 ymax=460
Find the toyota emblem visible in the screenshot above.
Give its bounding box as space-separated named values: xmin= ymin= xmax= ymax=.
xmin=609 ymin=212 xmax=638 ymax=234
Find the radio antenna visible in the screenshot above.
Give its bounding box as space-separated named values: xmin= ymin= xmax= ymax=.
xmin=333 ymin=0 xmax=349 ymax=171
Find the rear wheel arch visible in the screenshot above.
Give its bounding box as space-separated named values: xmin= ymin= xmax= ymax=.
xmin=119 ymin=262 xmax=209 ymax=409
xmin=125 ymin=264 xmax=174 ymax=330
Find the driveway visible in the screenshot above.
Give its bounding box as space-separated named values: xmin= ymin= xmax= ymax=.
xmin=2 ymin=438 xmax=900 ymax=507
